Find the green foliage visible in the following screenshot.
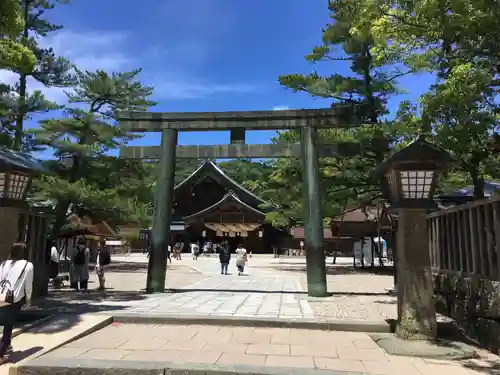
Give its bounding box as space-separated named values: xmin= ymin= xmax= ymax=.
xmin=0 ymin=0 xmax=74 ymax=150
xmin=31 ymin=68 xmax=156 ymax=235
xmin=361 ymin=0 xmax=500 ymax=197
xmin=22 ymin=0 xmax=500 ymax=235
xmin=218 ymin=159 xmax=273 ymax=198
xmin=0 ymin=0 xmax=36 ymax=72
xmin=269 ymin=0 xmax=417 ymax=225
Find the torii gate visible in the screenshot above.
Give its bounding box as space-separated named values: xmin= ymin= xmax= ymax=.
xmin=117 ymin=107 xmax=363 ymax=297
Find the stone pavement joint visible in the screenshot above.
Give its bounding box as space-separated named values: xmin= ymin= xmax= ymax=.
xmin=112 ymin=314 xmax=391 ymax=333
xmin=17 ymin=357 xmax=369 ymax=375
xmin=21 ymin=322 xmax=500 ymax=375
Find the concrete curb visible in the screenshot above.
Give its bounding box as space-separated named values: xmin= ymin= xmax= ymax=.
xmin=112 ymin=313 xmax=391 ymax=333
xmin=16 ymin=357 xmax=368 ymax=375
xmin=9 ymin=315 xmax=113 ymax=375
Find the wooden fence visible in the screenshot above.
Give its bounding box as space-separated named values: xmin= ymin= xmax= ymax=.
xmin=427 ymin=195 xmax=500 ymax=280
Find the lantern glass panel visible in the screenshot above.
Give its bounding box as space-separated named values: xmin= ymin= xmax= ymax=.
xmin=7 ymin=173 xmax=30 ymax=200
xmin=385 ymin=170 xmax=399 ymax=198
xmin=400 ymin=170 xmax=434 ymax=199
xmin=0 ymin=173 xmax=5 ymax=197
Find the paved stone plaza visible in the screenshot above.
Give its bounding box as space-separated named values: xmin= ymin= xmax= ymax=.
xmin=119 ymin=256 xmax=314 ymax=319
xmin=38 ymin=322 xmax=500 ymax=375
xmin=9 ymin=255 xmax=500 ymax=375
xmin=36 ymin=254 xmax=396 ymax=322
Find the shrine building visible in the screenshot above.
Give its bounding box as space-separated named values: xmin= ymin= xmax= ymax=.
xmin=152 ymin=160 xmax=288 ymax=253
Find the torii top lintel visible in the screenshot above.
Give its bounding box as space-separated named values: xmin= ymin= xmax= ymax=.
xmin=117 ymin=106 xmax=363 ymax=132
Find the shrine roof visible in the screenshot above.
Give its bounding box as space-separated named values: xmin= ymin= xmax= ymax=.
xmin=183 ymin=190 xmax=265 ymax=222
xmin=174 ymin=160 xmax=268 ymax=207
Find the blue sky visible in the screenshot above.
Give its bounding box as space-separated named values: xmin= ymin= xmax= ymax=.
xmin=1 ymin=0 xmax=436 ymax=155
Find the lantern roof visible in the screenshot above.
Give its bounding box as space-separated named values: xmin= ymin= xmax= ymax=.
xmin=0 ymin=147 xmax=49 ymax=174
xmin=374 ymin=136 xmax=454 ymax=178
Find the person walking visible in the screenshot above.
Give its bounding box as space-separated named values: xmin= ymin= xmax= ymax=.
xmin=166 ymin=245 xmax=172 ymax=264
xmin=219 ymin=243 xmax=231 ymax=275
xmin=96 ymin=241 xmax=111 ymax=291
xmin=48 ymin=241 xmax=60 ymax=287
xmin=191 ymin=242 xmax=199 ymax=260
xmin=0 ymin=243 xmax=34 ymax=364
xmin=69 ymin=237 xmax=90 ymax=291
xmin=235 ymin=244 xmax=247 ymax=276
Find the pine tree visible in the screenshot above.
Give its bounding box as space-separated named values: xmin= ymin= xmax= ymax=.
xmin=364 ymin=0 xmax=500 ymax=197
xmin=3 ymin=0 xmax=74 ymax=151
xmin=32 ymin=68 xmax=155 ymax=237
xmin=267 ymin=0 xmax=413 ymax=225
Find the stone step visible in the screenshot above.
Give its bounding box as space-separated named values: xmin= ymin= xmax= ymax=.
xmin=6 ymin=314 xmax=112 ymax=375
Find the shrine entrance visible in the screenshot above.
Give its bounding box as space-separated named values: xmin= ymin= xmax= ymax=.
xmin=118 ymin=107 xmax=362 ymax=296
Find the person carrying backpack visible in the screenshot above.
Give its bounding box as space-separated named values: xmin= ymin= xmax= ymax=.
xmin=0 ymin=243 xmax=34 ymax=364
xmin=219 ymin=242 xmax=231 ymax=275
xmin=96 ymin=240 xmax=111 ymax=291
xmin=70 ymin=237 xmax=90 ymax=291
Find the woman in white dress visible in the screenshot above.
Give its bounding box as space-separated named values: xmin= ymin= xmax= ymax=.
xmin=235 ymin=244 xmax=247 ymax=275
xmin=0 ymin=243 xmax=34 ymax=364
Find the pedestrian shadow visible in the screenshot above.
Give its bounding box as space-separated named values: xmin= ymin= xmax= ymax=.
xmin=7 ymin=346 xmax=44 ymax=364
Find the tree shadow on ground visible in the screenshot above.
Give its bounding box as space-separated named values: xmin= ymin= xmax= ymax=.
xmin=266 ymin=265 xmax=394 ymax=276
xmin=59 ymin=261 xmax=150 ymax=274
xmin=87 ymin=262 xmax=148 ymax=273
xmin=23 ymin=287 xmax=149 ymax=331
xmin=462 ymin=359 xmax=500 ymax=374
xmin=374 ymin=299 xmax=397 ymax=305
xmin=18 ymin=301 xmax=130 ymax=334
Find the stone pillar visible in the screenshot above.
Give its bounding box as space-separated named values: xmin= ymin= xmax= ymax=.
xmin=395 ymin=208 xmax=437 ymax=340
xmin=0 ymin=208 xmax=20 ymax=260
xmin=146 ymin=129 xmax=178 ymax=293
xmin=300 ymin=126 xmax=328 ymax=297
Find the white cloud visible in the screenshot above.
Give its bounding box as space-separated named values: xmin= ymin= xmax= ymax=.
xmin=0 ymin=20 xmax=259 ymax=102
xmin=152 ymin=80 xmax=258 ymax=100
xmin=273 ymin=105 xmax=290 ymax=111
xmin=0 ymin=69 xmax=70 ymax=103
xmin=0 ymin=30 xmax=130 ymax=103
xmin=41 ymin=30 xmax=130 ymax=72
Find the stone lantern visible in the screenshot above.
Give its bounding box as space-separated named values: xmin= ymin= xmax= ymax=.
xmin=0 ymin=148 xmax=49 ymax=257
xmin=375 ymin=136 xmax=453 ymax=340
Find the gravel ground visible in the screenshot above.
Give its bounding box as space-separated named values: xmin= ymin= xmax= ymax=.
xmin=295 ymin=271 xmax=397 ymax=321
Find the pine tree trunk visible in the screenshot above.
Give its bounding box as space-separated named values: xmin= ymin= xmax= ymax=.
xmin=471 ymin=172 xmax=485 ymax=198
xmin=13 ymin=1 xmax=30 ymax=150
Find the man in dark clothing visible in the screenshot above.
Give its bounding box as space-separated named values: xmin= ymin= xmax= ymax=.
xmin=219 ymin=243 xmax=231 ymax=275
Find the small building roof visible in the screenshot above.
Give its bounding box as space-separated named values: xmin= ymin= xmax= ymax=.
xmin=60 ymin=214 xmax=117 ymax=238
xmin=0 ymin=147 xmax=49 ymax=174
xmin=332 ymin=205 xmax=390 ymax=224
xmin=290 ymin=227 xmax=335 ymax=240
xmin=443 ymin=181 xmax=500 ymax=198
